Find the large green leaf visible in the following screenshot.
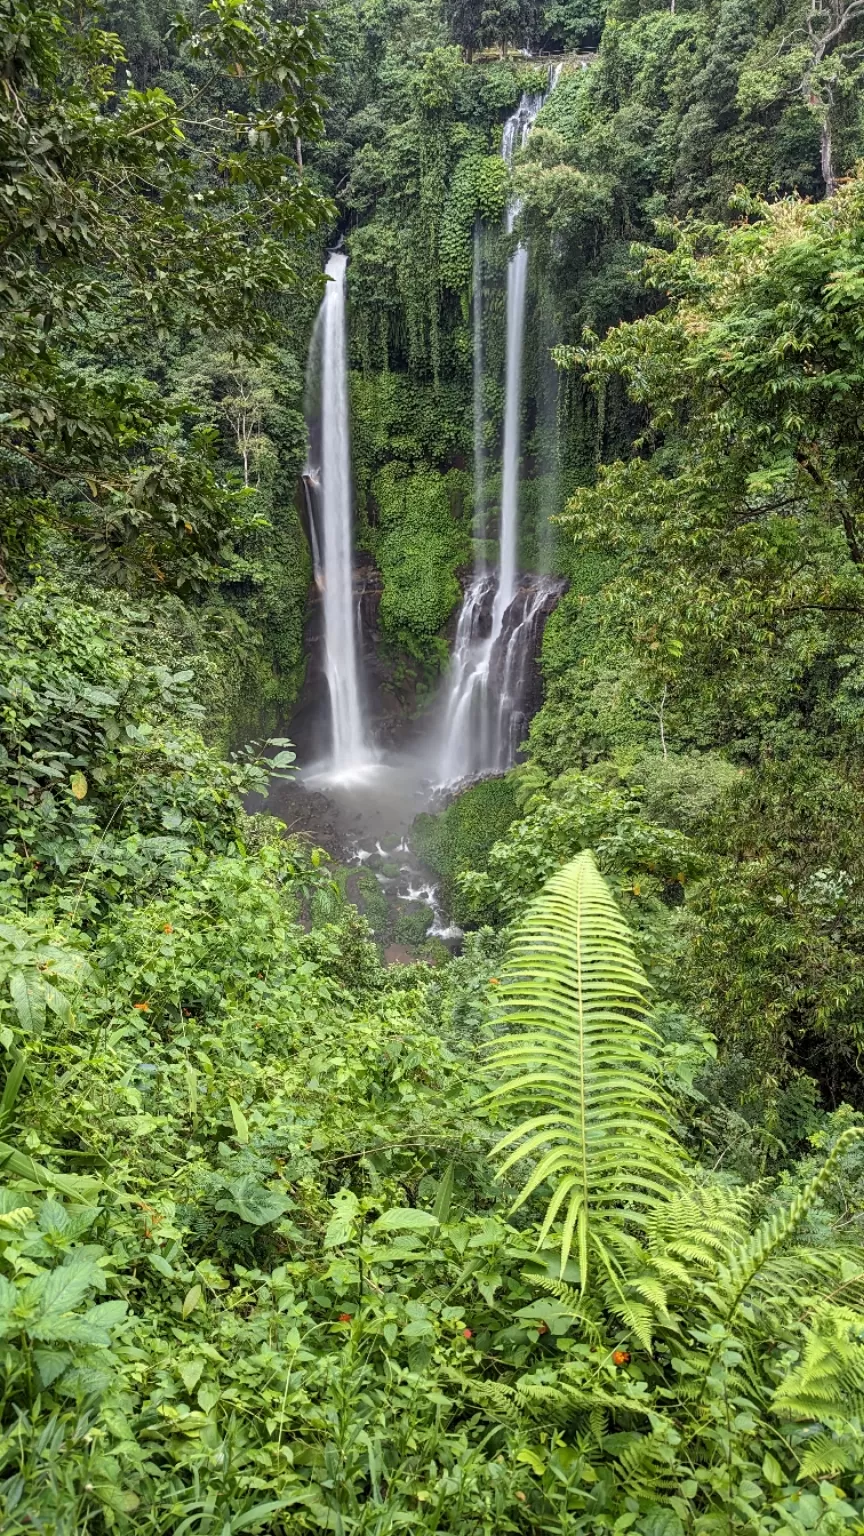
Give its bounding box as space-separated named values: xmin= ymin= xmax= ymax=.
xmin=372 ymin=1207 xmax=439 ymax=1233
xmin=29 ymin=1260 xmax=98 ymax=1317
xmin=216 ymin=1175 xmax=291 ymax=1227
xmin=486 ymin=851 xmax=685 ymax=1286
xmin=9 ymin=972 xmax=46 ymax=1034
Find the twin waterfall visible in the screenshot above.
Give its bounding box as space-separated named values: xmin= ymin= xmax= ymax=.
xmin=305 ymin=74 xmax=561 ymax=786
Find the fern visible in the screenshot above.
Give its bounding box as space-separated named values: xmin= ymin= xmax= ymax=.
xmin=717 ymin=1126 xmax=864 ymax=1321
xmin=485 ymin=851 xmax=685 ymax=1285
xmin=614 ymin=1430 xmax=679 ymax=1499
xmin=772 ymin=1303 xmax=864 ymax=1425
xmin=532 ymin=1274 xmax=604 ymax=1343
xmin=797 ymin=1430 xmax=863 ymax=1480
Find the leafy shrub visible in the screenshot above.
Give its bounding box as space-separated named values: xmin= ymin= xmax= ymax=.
xmin=413 ymin=774 xmax=520 ymax=921
xmin=0 ymin=583 xmax=285 ymax=916
xmin=455 ymin=767 xmax=700 ymax=940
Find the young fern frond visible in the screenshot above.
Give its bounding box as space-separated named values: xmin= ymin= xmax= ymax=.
xmin=717 ymin=1126 xmax=864 ymax=1320
xmin=486 ymin=852 xmax=686 ymax=1286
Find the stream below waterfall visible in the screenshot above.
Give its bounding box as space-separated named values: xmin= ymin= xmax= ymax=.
xmin=260 ymin=753 xmax=460 ymax=964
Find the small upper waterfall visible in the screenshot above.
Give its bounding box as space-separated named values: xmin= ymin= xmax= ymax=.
xmin=435 ymin=71 xmax=560 ymax=786
xmin=305 ymin=252 xmax=369 ymax=775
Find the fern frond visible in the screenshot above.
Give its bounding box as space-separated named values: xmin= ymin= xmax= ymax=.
xmin=797 ymin=1431 xmax=862 ymax=1480
xmin=454 ymin=1376 xmax=521 ymax=1422
xmin=486 ymin=852 xmax=686 ymax=1287
xmin=718 ymin=1127 xmax=864 ymax=1321
xmin=772 ymin=1304 xmax=864 ymax=1425
xmin=531 ymin=1273 xmax=605 ymax=1342
xmin=612 ymin=1431 xmax=680 ymax=1500
xmin=646 ymin=1187 xmax=751 ymax=1275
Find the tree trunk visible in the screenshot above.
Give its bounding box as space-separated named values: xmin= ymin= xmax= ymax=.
xmin=821 ymin=113 xmax=835 ymax=196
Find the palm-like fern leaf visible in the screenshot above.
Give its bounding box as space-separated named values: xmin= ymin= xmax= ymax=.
xmin=485 ymin=851 xmax=686 ymax=1285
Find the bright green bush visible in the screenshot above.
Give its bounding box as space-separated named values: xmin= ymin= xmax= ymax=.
xmin=455 ymin=766 xmax=703 ymax=952
xmin=413 ymin=774 xmax=520 ymax=920
xmin=0 ymin=582 xmax=290 ymax=917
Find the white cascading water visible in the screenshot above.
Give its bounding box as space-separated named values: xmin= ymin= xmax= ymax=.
xmin=306 ymin=252 xmax=369 ymax=774
xmin=436 ymin=572 xmax=496 ymax=783
xmin=436 ymin=70 xmax=560 ymax=786
xmin=496 ymin=575 xmax=564 ymax=764
xmin=492 ymin=86 xmax=545 ymax=636
xmin=472 ymin=218 xmax=486 ymax=559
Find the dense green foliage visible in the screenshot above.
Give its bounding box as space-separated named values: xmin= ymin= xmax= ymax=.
xmin=414 ymin=774 xmax=521 ymax=918
xmin=5 ymin=0 xmax=864 ymax=1527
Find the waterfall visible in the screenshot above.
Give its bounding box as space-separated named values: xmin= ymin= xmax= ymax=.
xmin=305 ymin=252 xmax=370 ymax=774
xmin=435 ymin=70 xmax=560 ymax=786
xmin=472 ymin=219 xmax=486 ymax=560
xmin=495 ymin=575 xmax=565 ymax=767
xmin=437 ymin=573 xmax=496 ymax=784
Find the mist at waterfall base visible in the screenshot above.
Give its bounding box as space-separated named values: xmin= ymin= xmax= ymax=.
xmin=263 ymin=81 xmax=566 ymax=953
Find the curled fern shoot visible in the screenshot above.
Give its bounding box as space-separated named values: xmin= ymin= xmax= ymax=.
xmin=485 ymin=851 xmax=686 ymax=1287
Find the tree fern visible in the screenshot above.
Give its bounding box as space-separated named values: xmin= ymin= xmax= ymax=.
xmin=485 ymin=852 xmax=685 ymax=1285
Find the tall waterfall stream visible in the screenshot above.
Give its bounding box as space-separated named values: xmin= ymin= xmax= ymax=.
xmin=267 ymin=73 xmax=566 ymax=956
xmin=303 ymin=252 xmax=371 ymax=777
xmin=435 ymin=68 xmax=563 ymax=786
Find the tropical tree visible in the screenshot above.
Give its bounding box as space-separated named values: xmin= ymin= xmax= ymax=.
xmin=798 ymin=0 xmax=864 ymax=192
xmin=558 ymin=177 xmax=864 ymax=744
xmin=0 ymin=0 xmax=330 ymax=588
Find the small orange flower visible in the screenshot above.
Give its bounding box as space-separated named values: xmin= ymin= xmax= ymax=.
xmin=463 ymin=1327 xmax=473 ymax=1339
xmin=489 ymin=978 xmax=499 ymax=987
xmin=133 ymin=1002 xmax=150 ymax=1012
xmin=613 ymin=1349 xmax=630 ymax=1367
xmin=338 ymin=1313 xmax=352 ymax=1323
xmin=163 ymin=923 xmax=173 ymax=934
